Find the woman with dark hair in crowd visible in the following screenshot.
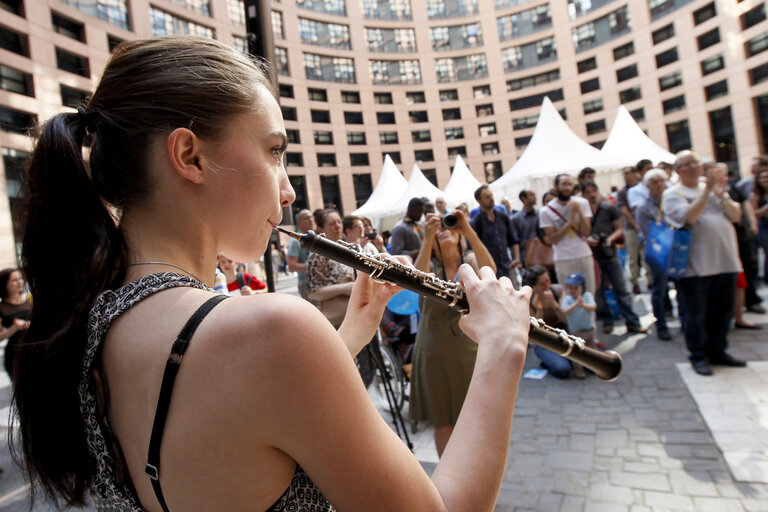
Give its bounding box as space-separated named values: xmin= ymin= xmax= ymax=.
xmin=0 ymin=268 xmax=31 ymax=376
xmin=12 ymin=36 xmax=531 ymax=512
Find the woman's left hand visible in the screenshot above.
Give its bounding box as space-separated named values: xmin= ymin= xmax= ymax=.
xmin=337 ymin=258 xmax=405 ymax=356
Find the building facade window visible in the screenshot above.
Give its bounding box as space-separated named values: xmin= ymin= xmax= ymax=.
xmin=479 ymin=122 xmax=497 ymax=136
xmin=362 ymin=0 xmax=412 ymax=21
xmin=701 ymin=53 xmax=725 ymax=75
xmin=303 ymin=53 xmax=356 ymax=83
xmin=274 ymin=47 xmax=289 ymax=76
xmin=662 ymin=94 xmax=685 ymax=114
xmin=426 ymin=0 xmax=478 ymax=20
xmin=497 ymin=4 xmax=552 ymax=41
xmin=430 ymin=22 xmax=482 ymax=51
xmin=581 ymin=77 xmax=600 ymax=93
xmin=697 ymin=28 xmax=720 ymax=50
xmin=629 ymin=107 xmax=645 ymax=121
xmin=345 ymin=111 xmax=363 ymax=123
xmin=448 ymin=145 xmax=466 ymax=157
xmin=282 ymin=106 xmax=297 ymax=121
xmin=650 ymin=0 xmax=695 ymax=21
xmin=377 ymin=112 xmax=395 ymax=124
xmin=56 ymin=48 xmax=90 ymax=77
xmin=297 ymin=0 xmax=347 ymax=16
xmin=0 ymin=106 xmax=36 ymax=134
xmin=379 ymin=131 xmax=399 ymax=143
xmin=286 ymin=129 xmax=301 ymax=143
xmin=320 ymin=174 xmax=341 ymax=209
xmin=298 ymin=17 xmax=351 ymax=49
xmin=311 ymin=109 xmax=331 ymax=123
xmin=583 ymin=97 xmax=604 ymax=114
xmin=750 ymin=62 xmax=768 ymax=85
xmin=659 ymin=70 xmax=682 ymax=90
xmin=501 ymin=37 xmax=557 ymax=73
xmin=289 ymin=176 xmax=308 ymax=217
xmin=619 ymin=86 xmax=641 ymax=103
xmin=227 ymin=0 xmax=245 ymax=26
xmin=435 ymin=53 xmax=488 ymax=82
xmin=652 ymin=23 xmax=675 ymax=44
xmin=473 ymin=85 xmax=491 ymax=98
xmin=309 ymin=88 xmax=328 ymax=101
xmin=1 ymin=0 xmax=24 ymax=16
xmin=150 ymin=7 xmax=213 ymax=37
xmin=741 ymin=4 xmax=766 ymax=29
xmin=369 ymin=59 xmax=422 ymax=84
xmin=613 ymin=42 xmax=635 ymax=60
xmin=353 ymin=173 xmax=373 ymax=208
xmin=746 ymin=32 xmax=768 ymax=57
xmin=476 ymin=103 xmax=494 ymax=116
xmin=412 ymin=129 xmax=431 ymax=142
xmin=341 ymin=91 xmax=360 ymax=103
xmin=314 ymin=130 xmax=333 ymax=144
xmin=317 ymin=153 xmax=337 ymax=166
xmin=509 ymin=88 xmax=563 ymax=110
xmin=414 ymin=149 xmax=434 ymax=161
xmin=616 ymin=63 xmax=638 ymax=82
xmin=366 ymin=27 xmax=416 ymax=52
xmin=409 ymin=110 xmax=428 ymax=123
xmin=568 ymin=0 xmax=616 ymax=19
xmin=52 ymin=11 xmax=86 ymax=41
xmin=572 ymin=5 xmax=631 ymax=51
xmin=168 ymin=0 xmax=210 ymax=16
xmin=374 ymin=92 xmax=393 ymax=104
xmin=443 ymin=108 xmax=461 ymax=120
xmin=586 ymin=119 xmax=606 ymax=134
xmin=692 ymin=1 xmax=716 ymax=25
xmin=347 ymin=131 xmax=366 ymax=144
xmin=440 ymin=89 xmax=459 ymax=101
xmin=484 ymin=161 xmax=502 ymax=182
xmin=577 ymin=57 xmax=597 ymax=73
xmin=513 ymin=113 xmax=538 ymax=130
xmin=709 ymin=106 xmax=738 ymax=169
xmin=60 ymin=84 xmax=89 ymax=107
xmin=0 ymin=65 xmax=32 ymax=96
xmin=272 ymin=10 xmax=284 ymax=38
xmin=704 ymin=80 xmax=728 ymax=101
xmin=406 ymin=91 xmax=426 ymax=103
xmin=655 ymin=47 xmax=679 ymax=67
xmin=507 ymin=69 xmax=560 ymax=91
xmin=445 ymin=126 xmax=464 ymax=139
xmin=387 ymin=151 xmax=402 ymax=163
xmin=60 ymin=0 xmax=129 ymax=29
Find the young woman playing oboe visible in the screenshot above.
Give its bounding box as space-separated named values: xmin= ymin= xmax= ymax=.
xmin=13 ymin=37 xmax=531 ymax=512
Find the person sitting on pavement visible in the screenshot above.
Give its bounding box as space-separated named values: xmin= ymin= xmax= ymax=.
xmin=662 ymin=151 xmax=745 ymax=376
xmin=560 ymin=272 xmax=597 ymax=379
xmin=523 ymin=265 xmax=574 ymax=379
xmin=634 ymin=169 xmax=674 ymax=341
xmin=582 ymin=181 xmax=646 ymax=335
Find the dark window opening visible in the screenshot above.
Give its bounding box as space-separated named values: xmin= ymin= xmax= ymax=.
xmin=347 ymin=131 xmax=366 ymax=145
xmin=52 ymin=12 xmax=85 ymax=41
xmin=701 ymin=54 xmax=725 ymax=75
xmin=350 ymin=153 xmax=369 ymax=166
xmin=652 ymin=23 xmax=675 ymax=44
xmin=379 ymin=131 xmax=398 ymax=144
xmin=613 ymin=42 xmax=634 ymax=61
xmin=655 ymin=47 xmax=679 ymax=68
xmin=0 ymin=26 xmax=29 ymax=57
xmin=409 ymin=110 xmax=428 ymax=123
xmin=412 ymin=129 xmax=431 ymax=142
xmin=577 ymin=57 xmax=597 ymax=73
xmin=60 ymin=84 xmax=89 ymax=107
xmin=345 ymin=111 xmax=364 ymax=124
xmin=320 ymin=174 xmax=341 ymax=211
xmin=353 ymin=174 xmax=373 ymax=208
xmin=442 ymin=108 xmax=461 ymax=120
xmin=285 ymin=152 xmax=304 ymax=166
xmin=662 ymin=94 xmax=686 ymax=114
xmin=0 ymin=105 xmax=36 ymax=134
xmin=616 ymin=64 xmax=638 ymax=82
xmin=282 ymin=106 xmax=297 ymax=121
xmin=741 ymin=4 xmax=766 ymax=29
xmin=580 ymin=77 xmax=600 ymax=93
xmin=619 ymin=86 xmax=642 ymax=103
xmin=317 ymin=153 xmax=336 ymax=166
xmin=414 ymin=149 xmax=434 ymax=162
xmin=314 ymin=130 xmax=333 ymax=144
xmin=311 ymin=109 xmax=331 ymax=123
xmin=693 ymin=2 xmax=716 ymax=25
xmin=279 ymin=84 xmax=294 ymax=98
xmin=374 ymin=92 xmax=393 ymax=104
xmin=697 ymin=28 xmax=720 ymax=51
xmin=56 ymin=48 xmax=90 ymax=77
xmin=308 ymin=88 xmax=328 ymax=101
xmin=341 ymin=91 xmax=360 ymax=103
xmin=377 ymin=112 xmax=395 ymax=124
xmin=586 ymin=119 xmax=606 ymax=134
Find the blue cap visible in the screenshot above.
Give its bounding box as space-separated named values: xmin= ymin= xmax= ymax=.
xmin=565 ymin=272 xmax=585 ymax=287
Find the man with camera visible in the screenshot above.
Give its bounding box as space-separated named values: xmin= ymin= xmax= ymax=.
xmin=470 ymin=184 xmax=520 ymax=285
xmin=582 ymin=182 xmax=645 ymax=335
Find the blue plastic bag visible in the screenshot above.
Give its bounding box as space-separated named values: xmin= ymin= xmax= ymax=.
xmin=645 ymin=222 xmax=691 ymax=278
xmin=604 ymin=289 xmax=622 ymax=318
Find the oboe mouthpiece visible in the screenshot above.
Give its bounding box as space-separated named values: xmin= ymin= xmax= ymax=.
xmin=274 ymin=226 xmax=301 ymax=240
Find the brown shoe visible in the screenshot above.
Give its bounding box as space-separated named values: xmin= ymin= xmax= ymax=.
xmin=573 ymin=366 xmax=588 ymax=379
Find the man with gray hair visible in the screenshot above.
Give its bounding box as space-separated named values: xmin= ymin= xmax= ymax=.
xmin=661 ymin=151 xmax=744 ymax=375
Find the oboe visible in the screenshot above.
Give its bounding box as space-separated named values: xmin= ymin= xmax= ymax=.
xmin=277 ymin=228 xmax=623 ymax=382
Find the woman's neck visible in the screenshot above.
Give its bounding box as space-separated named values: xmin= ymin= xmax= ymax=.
xmin=4 ymin=292 xmax=24 ymax=305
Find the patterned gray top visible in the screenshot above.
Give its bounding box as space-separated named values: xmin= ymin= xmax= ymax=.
xmin=79 ymin=272 xmax=334 ymax=511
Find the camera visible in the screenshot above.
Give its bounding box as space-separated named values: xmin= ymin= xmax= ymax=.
xmin=364 ymin=231 xmax=377 ymax=240
xmin=441 ymin=214 xmax=458 ymax=229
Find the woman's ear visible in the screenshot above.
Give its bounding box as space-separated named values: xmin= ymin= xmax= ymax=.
xmin=166 ymin=127 xmax=205 ymax=184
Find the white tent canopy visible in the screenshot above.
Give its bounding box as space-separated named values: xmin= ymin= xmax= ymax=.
xmin=490 ymin=97 xmax=625 ymax=205
xmin=601 ymin=106 xmax=676 ymax=166
xmin=351 ymin=154 xmax=408 ymax=217
xmin=375 ymin=163 xmax=444 ymax=219
xmin=442 ymin=155 xmax=482 ymax=209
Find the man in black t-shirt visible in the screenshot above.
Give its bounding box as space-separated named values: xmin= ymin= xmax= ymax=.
xmin=582 ymin=182 xmax=645 ymax=335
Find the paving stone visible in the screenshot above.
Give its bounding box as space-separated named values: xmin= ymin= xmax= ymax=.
xmin=547 ymin=450 xmax=594 ymax=471
xmin=570 ymin=434 xmax=596 ymax=452
xmin=537 ymin=492 xmax=563 ymax=510
xmin=587 ymin=483 xmax=635 ymax=504
xmin=610 ymin=471 xmax=671 ymax=492
xmin=691 ymin=497 xmax=746 ymax=511
xmin=561 ymin=495 xmax=586 ymax=512
xmin=643 ymin=491 xmax=694 ymax=510
xmin=668 ymin=469 xmax=719 ymax=497
xmin=584 ymin=501 xmax=629 ymax=512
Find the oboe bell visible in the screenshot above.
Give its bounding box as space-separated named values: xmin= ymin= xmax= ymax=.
xmin=273 ymin=227 xmax=622 ymax=381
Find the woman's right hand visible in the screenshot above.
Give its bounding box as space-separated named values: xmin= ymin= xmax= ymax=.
xmin=423 ymin=213 xmax=441 ymax=241
xmin=458 ymin=264 xmax=531 ymax=351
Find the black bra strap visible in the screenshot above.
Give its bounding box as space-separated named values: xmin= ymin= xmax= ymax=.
xmin=145 ymin=294 xmax=228 ymax=512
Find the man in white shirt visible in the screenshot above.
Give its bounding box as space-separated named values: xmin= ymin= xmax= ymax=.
xmin=662 ymin=150 xmax=745 ymax=376
xmin=539 ymin=174 xmax=596 ymax=294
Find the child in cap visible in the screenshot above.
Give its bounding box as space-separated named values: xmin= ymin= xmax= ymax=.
xmin=561 ymin=272 xmax=596 ymax=379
